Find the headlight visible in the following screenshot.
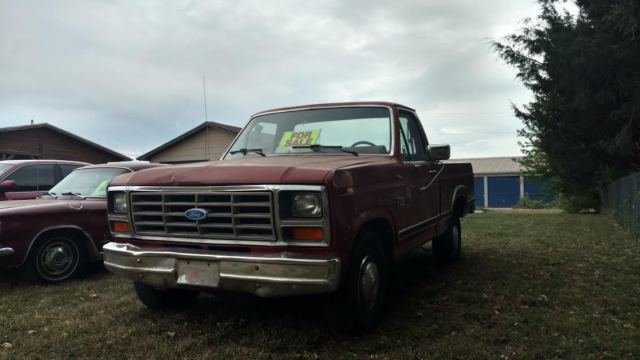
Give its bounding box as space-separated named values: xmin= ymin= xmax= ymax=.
xmin=111 ymin=192 xmax=128 ymax=214
xmin=292 ymin=193 xmax=322 ymax=218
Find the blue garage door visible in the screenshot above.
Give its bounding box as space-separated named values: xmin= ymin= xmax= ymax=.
xmin=488 ymin=176 xmax=520 ymax=208
xmin=524 ymin=176 xmax=555 ymax=203
xmin=474 ymin=177 xmax=484 ymax=208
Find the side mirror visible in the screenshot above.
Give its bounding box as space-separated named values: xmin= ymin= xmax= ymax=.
xmin=0 ymin=180 xmax=16 ymax=193
xmin=427 ymin=144 xmax=450 ymax=161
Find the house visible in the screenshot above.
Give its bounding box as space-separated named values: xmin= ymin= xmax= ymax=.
xmin=0 ymin=123 xmax=129 ymax=163
xmin=446 ymin=156 xmax=553 ymax=208
xmin=137 ymin=121 xmax=241 ymax=164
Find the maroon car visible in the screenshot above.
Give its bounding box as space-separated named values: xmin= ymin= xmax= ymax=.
xmin=0 ymin=160 xmax=89 ymax=201
xmin=0 ymin=161 xmax=164 ymax=283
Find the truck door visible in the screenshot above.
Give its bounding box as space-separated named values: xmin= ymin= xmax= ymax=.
xmin=397 ymin=110 xmax=441 ymax=245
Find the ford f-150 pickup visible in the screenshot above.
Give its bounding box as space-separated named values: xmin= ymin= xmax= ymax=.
xmin=103 ymin=102 xmax=474 ymax=332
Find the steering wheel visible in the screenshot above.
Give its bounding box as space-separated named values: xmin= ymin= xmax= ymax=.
xmin=350 ymin=141 xmax=376 ymax=147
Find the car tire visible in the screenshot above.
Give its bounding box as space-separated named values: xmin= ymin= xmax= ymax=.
xmin=133 ymin=281 xmax=199 ymax=310
xmin=24 ymin=234 xmax=84 ymax=284
xmin=324 ymin=230 xmax=389 ymax=334
xmin=433 ymin=215 xmax=462 ymax=264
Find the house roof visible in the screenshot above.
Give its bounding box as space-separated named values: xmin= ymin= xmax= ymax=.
xmin=445 ymin=156 xmax=526 ymax=175
xmin=137 ymin=121 xmax=241 ymax=160
xmin=0 ymin=123 xmax=130 ymax=160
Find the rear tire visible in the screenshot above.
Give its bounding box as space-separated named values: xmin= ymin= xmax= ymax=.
xmin=433 ymin=216 xmax=462 ymax=264
xmin=324 ymin=230 xmax=389 ymax=334
xmin=24 ymin=234 xmax=84 ymax=284
xmin=133 ymin=282 xmax=199 ymax=310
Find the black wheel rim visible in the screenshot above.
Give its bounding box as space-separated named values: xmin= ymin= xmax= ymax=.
xmin=36 ymin=238 xmax=79 ymax=281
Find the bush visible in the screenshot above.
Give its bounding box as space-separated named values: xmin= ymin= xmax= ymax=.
xmin=514 ymin=196 xmax=551 ymax=209
xmin=555 ymin=192 xmax=600 ymax=214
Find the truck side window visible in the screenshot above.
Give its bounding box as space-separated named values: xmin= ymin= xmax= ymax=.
xmin=5 ymin=164 xmax=57 ymax=192
xmin=398 ymin=111 xmax=427 ymax=161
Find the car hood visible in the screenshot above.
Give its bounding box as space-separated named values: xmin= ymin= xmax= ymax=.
xmin=111 ymin=155 xmax=391 ymax=186
xmin=0 ymin=199 xmax=63 ymax=210
xmin=0 ymin=198 xmax=95 ymax=213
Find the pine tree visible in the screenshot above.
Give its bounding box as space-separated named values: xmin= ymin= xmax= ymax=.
xmin=493 ymin=0 xmax=640 ymax=211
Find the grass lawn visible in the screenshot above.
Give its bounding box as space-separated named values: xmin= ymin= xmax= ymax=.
xmin=1 ymin=212 xmax=639 ymax=359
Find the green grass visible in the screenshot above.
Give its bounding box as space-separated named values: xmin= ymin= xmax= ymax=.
xmin=1 ymin=213 xmax=639 ymax=359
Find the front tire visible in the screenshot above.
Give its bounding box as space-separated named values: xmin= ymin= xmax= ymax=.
xmin=24 ymin=234 xmax=83 ymax=284
xmin=133 ymin=282 xmax=199 ymax=310
xmin=324 ymin=231 xmax=389 ymax=333
xmin=433 ymin=216 xmax=462 ymax=264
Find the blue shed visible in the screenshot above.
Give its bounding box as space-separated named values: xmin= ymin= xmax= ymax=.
xmin=446 ymin=157 xmax=554 ymax=208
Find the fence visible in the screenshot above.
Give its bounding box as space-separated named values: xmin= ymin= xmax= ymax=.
xmin=602 ymin=172 xmax=640 ymax=236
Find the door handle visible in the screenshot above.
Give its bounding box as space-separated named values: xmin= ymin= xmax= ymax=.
xmin=428 ymin=169 xmax=439 ymax=174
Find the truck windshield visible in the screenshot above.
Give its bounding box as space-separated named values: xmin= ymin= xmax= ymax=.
xmin=225 ymin=107 xmax=392 ymax=158
xmin=49 ymin=168 xmax=129 ymax=198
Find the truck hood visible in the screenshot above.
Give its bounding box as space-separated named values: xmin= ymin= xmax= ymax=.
xmin=111 ymin=155 xmax=391 ymax=186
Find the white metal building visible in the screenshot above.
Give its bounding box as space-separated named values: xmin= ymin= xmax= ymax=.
xmin=446 ymin=157 xmax=552 ymax=208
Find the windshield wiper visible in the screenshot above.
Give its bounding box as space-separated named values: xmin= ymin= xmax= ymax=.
xmin=47 ymin=191 xmax=58 ymax=199
xmin=229 ymin=148 xmax=266 ymax=157
xmin=60 ymin=192 xmax=86 ymax=199
xmin=293 ymin=144 xmax=358 ymax=156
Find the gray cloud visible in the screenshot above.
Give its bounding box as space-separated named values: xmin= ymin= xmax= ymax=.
xmin=0 ymin=0 xmax=539 ymax=158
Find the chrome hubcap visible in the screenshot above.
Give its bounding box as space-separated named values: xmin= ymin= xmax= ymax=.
xmin=358 ymin=256 xmax=380 ymax=311
xmin=39 ymin=241 xmax=76 ymax=277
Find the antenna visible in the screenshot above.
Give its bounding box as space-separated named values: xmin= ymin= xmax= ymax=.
xmin=203 ymin=76 xmax=209 ymax=160
xmin=202 ymin=76 xmax=208 ymax=122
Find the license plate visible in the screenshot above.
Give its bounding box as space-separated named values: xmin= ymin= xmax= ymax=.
xmin=176 ymin=260 xmax=220 ymax=287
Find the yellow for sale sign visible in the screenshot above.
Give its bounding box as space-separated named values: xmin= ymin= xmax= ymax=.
xmin=277 ymin=130 xmax=321 ymax=151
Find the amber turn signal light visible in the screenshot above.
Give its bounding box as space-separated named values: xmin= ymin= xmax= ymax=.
xmin=111 ymin=221 xmax=130 ymax=233
xmin=291 ymin=227 xmax=324 ymax=242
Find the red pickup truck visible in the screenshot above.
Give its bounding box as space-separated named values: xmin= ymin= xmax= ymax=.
xmin=103 ymin=102 xmax=474 ymax=332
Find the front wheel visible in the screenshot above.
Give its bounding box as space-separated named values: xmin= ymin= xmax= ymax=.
xmin=133 ymin=282 xmax=199 ymax=310
xmin=433 ymin=216 xmax=462 ymax=264
xmin=324 ymin=231 xmax=389 ymax=333
xmin=24 ymin=234 xmax=83 ymax=284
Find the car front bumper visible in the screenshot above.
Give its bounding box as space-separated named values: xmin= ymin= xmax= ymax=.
xmin=0 ymin=247 xmax=14 ymax=257
xmin=102 ymin=242 xmax=341 ymax=298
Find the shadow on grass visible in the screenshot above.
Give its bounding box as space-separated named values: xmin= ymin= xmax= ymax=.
xmin=123 ymin=246 xmax=506 ymax=345
xmin=0 ymin=261 xmax=111 ymax=289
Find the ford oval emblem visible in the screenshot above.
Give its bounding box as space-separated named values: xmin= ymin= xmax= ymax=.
xmin=184 ymin=208 xmax=208 ymax=221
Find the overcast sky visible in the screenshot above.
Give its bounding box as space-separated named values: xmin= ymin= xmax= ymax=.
xmin=0 ymin=0 xmax=543 ymax=159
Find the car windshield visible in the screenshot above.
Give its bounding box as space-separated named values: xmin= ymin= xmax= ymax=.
xmin=224 ymin=107 xmax=392 ymax=158
xmin=0 ymin=164 xmax=12 ymax=175
xmin=49 ymin=167 xmax=129 ymax=197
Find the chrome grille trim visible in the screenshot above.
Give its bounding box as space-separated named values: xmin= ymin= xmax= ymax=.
xmin=108 ymin=185 xmax=330 ymax=248
xmin=130 ymin=191 xmax=276 ymax=241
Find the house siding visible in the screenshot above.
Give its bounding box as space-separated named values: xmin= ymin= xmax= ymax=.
xmin=148 ymin=127 xmax=237 ymax=164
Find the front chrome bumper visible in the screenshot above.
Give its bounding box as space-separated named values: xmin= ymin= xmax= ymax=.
xmin=102 ymin=242 xmax=341 ymax=298
xmin=0 ymin=247 xmax=14 ymax=257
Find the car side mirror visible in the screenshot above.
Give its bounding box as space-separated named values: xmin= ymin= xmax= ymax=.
xmin=427 ymin=144 xmax=450 ymax=161
xmin=0 ymin=180 xmax=16 ymax=193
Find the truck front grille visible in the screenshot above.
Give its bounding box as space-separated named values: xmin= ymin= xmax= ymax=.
xmin=130 ymin=191 xmax=275 ymax=241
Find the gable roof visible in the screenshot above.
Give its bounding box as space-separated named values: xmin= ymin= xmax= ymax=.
xmin=445 ymin=156 xmax=526 ymax=175
xmin=137 ymin=121 xmax=241 ymax=160
xmin=0 ymin=123 xmax=130 ymax=160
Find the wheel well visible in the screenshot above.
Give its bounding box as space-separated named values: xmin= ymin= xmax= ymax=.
xmin=356 ymin=219 xmax=395 ymax=262
xmin=453 ymin=196 xmax=466 ymax=218
xmin=30 ymin=228 xmax=94 ymax=260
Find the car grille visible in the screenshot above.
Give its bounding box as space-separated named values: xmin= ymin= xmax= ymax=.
xmin=130 ymin=191 xmax=276 ymax=241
